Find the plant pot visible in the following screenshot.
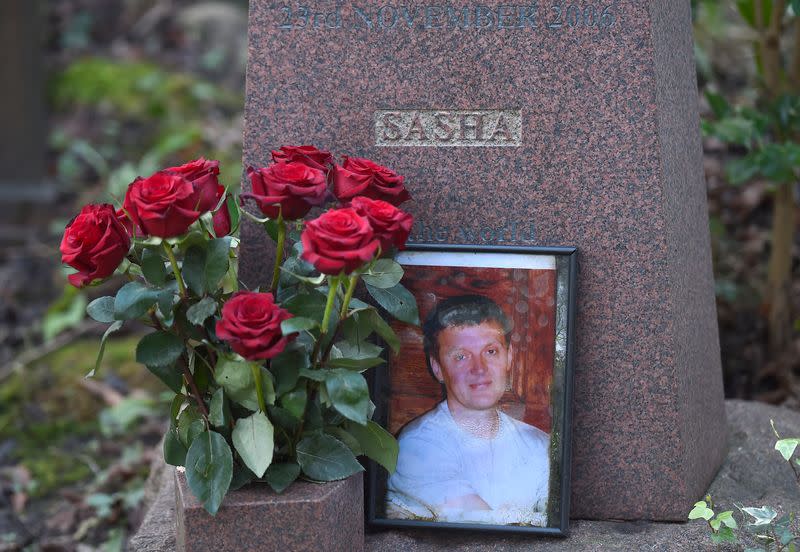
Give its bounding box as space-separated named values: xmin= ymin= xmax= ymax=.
xmin=174 ymin=468 xmax=364 ymax=552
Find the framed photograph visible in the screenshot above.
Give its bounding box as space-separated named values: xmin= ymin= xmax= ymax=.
xmin=366 ymin=244 xmax=576 ymax=536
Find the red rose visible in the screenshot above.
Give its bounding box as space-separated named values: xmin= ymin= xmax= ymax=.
xmin=212 ymin=193 xmax=232 ymax=238
xmin=164 ymin=158 xmax=220 ymax=212
xmin=271 ymin=145 xmax=333 ymax=172
xmin=241 ymin=162 xmax=327 ymax=220
xmin=301 ymin=208 xmax=380 ymax=275
xmin=215 ymin=291 xmax=294 ymax=360
xmin=333 ymin=156 xmax=411 ymax=206
xmin=60 ymin=204 xmax=131 ymax=288
xmin=124 ymin=172 xmax=210 ymax=238
xmin=350 ymin=196 xmax=413 ymax=251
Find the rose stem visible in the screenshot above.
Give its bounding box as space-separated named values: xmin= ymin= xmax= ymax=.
xmin=268 ymin=212 xmax=286 ymax=293
xmin=178 ymin=355 xmax=209 ymax=418
xmin=339 ymin=274 xmax=359 ymax=319
xmin=313 ymin=275 xmax=340 ymax=366
xmin=162 ymin=242 xmax=187 ymax=298
xmin=250 ymin=362 xmax=268 ymax=412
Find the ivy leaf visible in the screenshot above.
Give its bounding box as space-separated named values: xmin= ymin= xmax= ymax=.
xmin=346 ymin=420 xmax=399 ymax=473
xmin=87 ymin=320 xmax=123 ymax=378
xmin=264 ymin=462 xmax=301 ymax=493
xmin=324 ymin=369 xmax=370 ymax=425
xmin=366 ymin=282 xmax=419 ymax=325
xmin=232 ymin=411 xmax=274 ymax=478
xmin=86 ymin=296 xmax=116 ymax=323
xmin=361 ymin=259 xmax=403 ymax=289
xmin=185 ymin=431 xmax=233 ymax=515
xmin=136 ymin=331 xmax=185 ymax=367
xmin=742 ymin=506 xmax=778 ymax=526
xmin=296 ymin=434 xmax=364 ymax=481
xmin=775 ymin=438 xmax=800 ymax=461
xmin=114 ymin=281 xmax=160 ymax=320
xmin=186 ymin=297 xmax=218 ymax=326
xmin=688 ymin=501 xmax=714 ymax=521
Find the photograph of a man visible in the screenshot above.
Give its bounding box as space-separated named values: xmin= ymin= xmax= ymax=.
xmin=386 ymin=294 xmax=551 ymax=526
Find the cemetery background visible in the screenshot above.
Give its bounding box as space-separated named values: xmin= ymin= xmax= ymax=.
xmin=0 ymin=0 xmax=797 ymax=549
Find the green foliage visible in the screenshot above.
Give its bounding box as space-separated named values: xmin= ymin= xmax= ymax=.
xmin=296 ymin=434 xmax=364 ymax=481
xmin=232 ymin=412 xmax=274 ymax=478
xmin=689 ymin=422 xmax=800 ymax=549
xmin=185 ymin=431 xmax=233 ymax=515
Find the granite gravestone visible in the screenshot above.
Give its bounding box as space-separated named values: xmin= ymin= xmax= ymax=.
xmin=240 ymin=0 xmax=726 ymax=520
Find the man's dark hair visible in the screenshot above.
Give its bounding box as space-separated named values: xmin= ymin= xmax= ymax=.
xmin=422 ymin=294 xmax=512 ymax=362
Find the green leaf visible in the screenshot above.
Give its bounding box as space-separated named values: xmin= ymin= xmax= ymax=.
xmin=177 ymin=406 xmax=201 ymax=448
xmin=361 ymin=309 xmax=400 ymax=354
xmin=792 ymin=0 xmax=800 ymax=15
xmin=743 ymin=506 xmax=778 ymax=526
xmin=284 ymin=291 xmax=328 ymax=321
xmin=88 ymin=320 xmax=123 ymax=377
xmin=266 ymin=405 xmax=300 ymax=434
xmin=710 ymin=526 xmax=737 ymax=544
xmin=136 ymin=331 xmax=185 ymax=367
xmin=279 ymin=388 xmax=307 ymax=419
xmin=688 ymin=502 xmax=714 ymax=521
xmin=775 ymin=438 xmax=800 ymax=461
xmin=114 ymin=281 xmax=160 ymax=320
xmin=346 ymin=420 xmax=399 ymax=473
xmin=366 ymin=282 xmax=419 ymax=325
xmin=706 ymin=116 xmax=756 ymax=147
xmin=141 ymin=248 xmax=166 ymax=286
xmin=229 ymin=463 xmax=256 ymax=491
xmin=87 ymin=296 xmax=116 ymax=323
xmin=214 ymin=357 xmax=275 ymax=411
xmin=324 ymin=369 xmax=370 ymax=425
xmin=326 ymin=357 xmax=384 ymax=371
xmin=186 ymin=297 xmax=218 ymax=326
xmin=326 ymin=426 xmax=363 ymax=455
xmin=716 ymin=510 xmax=738 ymax=529
xmin=183 ymin=238 xmax=232 ymax=295
xmin=736 ymin=0 xmax=773 ymax=28
xmin=208 ymin=388 xmax=229 ymax=428
xmin=710 ymin=518 xmax=721 ymax=530
xmin=264 ymin=462 xmax=300 ymax=493
xmin=333 ymin=340 xmax=384 ymax=360
xmin=299 ymin=368 xmax=327 ymax=382
xmin=185 ymin=431 xmax=233 ymax=515
xmin=232 ymin=411 xmax=274 ymax=478
xmin=272 ymin=350 xmax=306 ymax=395
xmin=362 ymin=259 xmax=403 ymax=289
xmin=280 ymin=317 xmax=318 ymax=335
xmin=705 ymin=90 xmax=730 ymax=119
xmin=725 ymin=154 xmax=762 ymax=185
xmin=341 ymin=311 xmax=375 ymax=343
xmin=296 ymin=434 xmax=364 ymax=481
xmin=164 ymin=428 xmax=188 ymax=466
xmin=145 ymin=363 xmax=183 ymax=394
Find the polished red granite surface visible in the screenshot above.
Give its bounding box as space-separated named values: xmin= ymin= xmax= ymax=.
xmin=239 ymin=0 xmax=726 ymax=520
xmin=175 ymin=471 xmax=364 ymax=551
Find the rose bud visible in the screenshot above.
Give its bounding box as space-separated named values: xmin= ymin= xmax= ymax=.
xmin=215 ymin=291 xmax=294 ymax=361
xmin=333 ymin=156 xmax=411 ymax=206
xmin=301 ymin=208 xmax=380 ymax=275
xmin=350 ymin=196 xmax=413 ymax=251
xmin=163 ymin=157 xmax=221 ymax=212
xmin=212 ymin=194 xmax=232 ymax=238
xmin=123 ymin=172 xmax=205 ymax=238
xmin=60 ymin=204 xmax=131 ymax=288
xmin=271 ymin=145 xmax=334 ymax=172
xmin=241 ymin=162 xmax=327 ymax=220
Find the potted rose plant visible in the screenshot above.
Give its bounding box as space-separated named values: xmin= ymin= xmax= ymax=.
xmin=59 ymin=147 xmax=417 ymax=515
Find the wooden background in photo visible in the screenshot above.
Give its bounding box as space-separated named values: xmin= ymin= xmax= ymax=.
xmin=387 ymin=265 xmax=556 ymax=435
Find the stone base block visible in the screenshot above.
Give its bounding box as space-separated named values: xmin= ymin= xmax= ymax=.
xmin=175 ymin=470 xmax=364 ymax=552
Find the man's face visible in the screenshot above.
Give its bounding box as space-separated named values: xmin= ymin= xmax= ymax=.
xmin=429 ymin=321 xmax=512 ymax=415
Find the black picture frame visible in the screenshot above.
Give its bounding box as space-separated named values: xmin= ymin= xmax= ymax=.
xmin=366 ymin=244 xmax=577 ymax=536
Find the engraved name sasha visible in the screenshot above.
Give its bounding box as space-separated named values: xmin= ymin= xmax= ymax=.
xmin=375 ymin=110 xmax=521 ymax=147
xmin=274 ymin=3 xmax=617 ymax=31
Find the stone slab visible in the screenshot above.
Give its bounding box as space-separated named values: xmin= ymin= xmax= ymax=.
xmin=130 ymin=400 xmax=800 ymax=551
xmin=174 ymin=471 xmax=364 ymax=552
xmin=239 ymin=0 xmax=726 ymax=520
